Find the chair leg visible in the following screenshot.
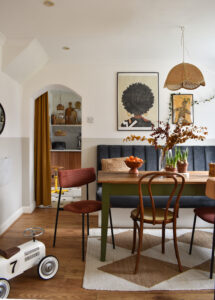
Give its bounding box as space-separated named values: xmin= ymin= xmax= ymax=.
xmin=87 ymin=213 xmax=90 ymax=236
xmin=210 ymin=221 xmax=215 ymax=279
xmin=109 ymin=208 xmax=115 ymax=249
xmin=53 ymin=188 xmax=62 ymax=247
xmin=173 ymin=218 xmax=182 ymax=272
xmin=82 ymin=213 xmax=85 ymax=261
xmin=134 ymin=221 xmax=143 ymax=274
xmin=132 ymin=221 xmax=137 ymax=254
xmin=189 ymin=214 xmax=197 ymax=255
xmin=162 ymin=222 xmax=166 ymax=254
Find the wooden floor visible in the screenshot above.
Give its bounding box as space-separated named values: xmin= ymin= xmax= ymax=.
xmin=0 ymin=208 xmax=214 ymax=300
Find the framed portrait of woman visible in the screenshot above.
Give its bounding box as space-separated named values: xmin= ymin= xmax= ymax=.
xmin=117 ymin=72 xmax=159 ymax=131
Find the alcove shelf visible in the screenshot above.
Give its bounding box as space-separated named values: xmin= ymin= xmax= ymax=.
xmin=49 ymin=89 xmax=82 ymax=187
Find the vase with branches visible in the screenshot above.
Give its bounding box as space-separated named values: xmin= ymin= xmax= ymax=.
xmin=124 ymin=121 xmax=208 ymax=171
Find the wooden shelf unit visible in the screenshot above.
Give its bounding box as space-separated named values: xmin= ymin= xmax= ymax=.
xmin=51 ymin=151 xmax=81 ymax=186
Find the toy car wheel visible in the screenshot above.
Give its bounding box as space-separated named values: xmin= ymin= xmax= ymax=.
xmin=0 ymin=278 xmax=10 ymax=299
xmin=38 ymin=255 xmax=59 ymax=280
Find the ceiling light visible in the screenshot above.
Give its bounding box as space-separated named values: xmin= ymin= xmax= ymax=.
xmin=164 ymin=26 xmax=205 ymax=91
xmin=43 ymin=1 xmax=54 ymax=7
xmin=62 ymin=46 xmax=70 ymax=50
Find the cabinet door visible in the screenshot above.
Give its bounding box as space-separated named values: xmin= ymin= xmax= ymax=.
xmin=51 ymin=152 xmax=81 ymax=186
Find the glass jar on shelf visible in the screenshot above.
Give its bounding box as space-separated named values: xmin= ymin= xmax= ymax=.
xmin=56 ymin=102 xmax=65 ymax=124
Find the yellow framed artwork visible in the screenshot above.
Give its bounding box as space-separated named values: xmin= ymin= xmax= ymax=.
xmin=172 ymin=94 xmax=193 ymax=124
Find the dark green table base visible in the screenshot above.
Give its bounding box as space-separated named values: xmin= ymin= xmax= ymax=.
xmin=101 ymin=182 xmax=205 ymax=261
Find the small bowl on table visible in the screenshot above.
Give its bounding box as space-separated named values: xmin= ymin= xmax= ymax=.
xmin=125 ymin=159 xmax=144 ymax=174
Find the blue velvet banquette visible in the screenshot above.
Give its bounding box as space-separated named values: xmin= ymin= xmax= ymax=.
xmin=96 ymin=145 xmax=215 ymax=208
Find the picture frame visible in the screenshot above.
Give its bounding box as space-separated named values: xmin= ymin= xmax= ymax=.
xmin=117 ymin=72 xmax=159 ymax=131
xmin=172 ymin=94 xmax=193 ymax=124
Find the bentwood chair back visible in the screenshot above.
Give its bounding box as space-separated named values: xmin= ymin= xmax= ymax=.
xmin=130 ymin=171 xmax=185 ymax=273
xmin=53 ymin=167 xmax=114 ymax=261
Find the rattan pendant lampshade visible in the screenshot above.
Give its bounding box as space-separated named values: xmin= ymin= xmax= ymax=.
xmin=164 ymin=27 xmax=205 ymax=91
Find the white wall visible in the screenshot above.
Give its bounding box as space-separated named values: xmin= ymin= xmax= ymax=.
xmin=21 ymin=59 xmax=215 ymax=212
xmin=22 ymin=60 xmax=215 ymax=139
xmin=0 ymin=68 xmax=23 ymax=234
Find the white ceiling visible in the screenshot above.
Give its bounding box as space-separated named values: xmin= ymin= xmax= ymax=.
xmin=0 ymin=0 xmax=215 ymax=68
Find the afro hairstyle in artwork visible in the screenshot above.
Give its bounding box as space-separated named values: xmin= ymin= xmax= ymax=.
xmin=122 ymin=83 xmax=154 ymax=115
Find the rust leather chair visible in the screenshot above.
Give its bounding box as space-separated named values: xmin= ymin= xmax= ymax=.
xmin=53 ymin=167 xmax=115 ymax=261
xmin=189 ymin=178 xmax=215 ymax=279
xmin=130 ymin=172 xmax=185 ymax=274
xmin=189 ymin=208 xmax=215 ymax=279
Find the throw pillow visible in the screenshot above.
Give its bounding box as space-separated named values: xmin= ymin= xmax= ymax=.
xmin=101 ymin=157 xmax=129 ymax=172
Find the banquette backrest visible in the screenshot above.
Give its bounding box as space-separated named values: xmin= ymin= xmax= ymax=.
xmin=96 ymin=145 xmax=215 ymax=208
xmin=97 ymin=145 xmax=215 ymax=172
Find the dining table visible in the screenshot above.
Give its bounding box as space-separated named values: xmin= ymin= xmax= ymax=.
xmin=98 ymin=170 xmax=209 ymax=262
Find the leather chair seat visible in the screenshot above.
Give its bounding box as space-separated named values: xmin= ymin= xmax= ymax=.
xmin=64 ymin=200 xmax=102 ymax=214
xmin=194 ymin=207 xmax=215 ymax=224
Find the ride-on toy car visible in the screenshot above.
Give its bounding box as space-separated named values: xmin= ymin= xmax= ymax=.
xmin=0 ymin=227 xmax=59 ymax=299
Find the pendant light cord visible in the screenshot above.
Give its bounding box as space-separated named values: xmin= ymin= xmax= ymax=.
xmin=180 ymin=26 xmax=185 ymax=62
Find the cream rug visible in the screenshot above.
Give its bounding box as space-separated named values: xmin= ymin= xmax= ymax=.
xmin=83 ymin=228 xmax=215 ymax=291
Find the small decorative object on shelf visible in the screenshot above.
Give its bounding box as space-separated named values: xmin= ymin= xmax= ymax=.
xmin=75 ymin=101 xmax=81 ymax=124
xmin=56 ymin=97 xmax=65 ymax=124
xmin=56 ymin=108 xmax=65 ymax=125
xmin=65 ymin=102 xmax=77 ymax=124
xmin=52 ymin=141 xmax=66 ymax=150
xmin=209 ymin=163 xmax=215 ymax=177
xmin=54 ymin=130 xmax=66 ymax=136
xmin=124 ymin=156 xmax=144 ymax=174
xmin=77 ymin=132 xmax=81 ymax=149
xmin=176 ymin=147 xmax=189 ymax=173
xmin=51 ymin=114 xmax=56 ymax=125
xmin=56 ymin=97 xmax=64 ymax=110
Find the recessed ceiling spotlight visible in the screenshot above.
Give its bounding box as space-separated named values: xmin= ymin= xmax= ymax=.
xmin=62 ymin=46 xmax=70 ymax=50
xmin=43 ymin=0 xmax=54 ymax=7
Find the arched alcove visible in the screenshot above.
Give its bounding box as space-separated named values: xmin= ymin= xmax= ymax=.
xmin=27 ymin=84 xmax=82 ymax=209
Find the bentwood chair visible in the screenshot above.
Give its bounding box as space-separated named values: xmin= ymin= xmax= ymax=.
xmin=53 ymin=167 xmax=115 ymax=261
xmin=130 ymin=171 xmax=185 ymax=274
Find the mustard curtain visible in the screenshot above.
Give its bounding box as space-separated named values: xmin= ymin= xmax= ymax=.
xmin=34 ymin=92 xmax=51 ymax=206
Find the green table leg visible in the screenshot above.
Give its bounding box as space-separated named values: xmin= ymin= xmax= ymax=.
xmin=100 ymin=183 xmax=110 ymax=261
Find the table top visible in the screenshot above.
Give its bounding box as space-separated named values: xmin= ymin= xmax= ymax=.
xmin=98 ymin=171 xmax=209 ymax=185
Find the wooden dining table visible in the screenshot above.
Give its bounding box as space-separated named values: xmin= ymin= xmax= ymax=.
xmin=98 ymin=170 xmax=209 ymax=262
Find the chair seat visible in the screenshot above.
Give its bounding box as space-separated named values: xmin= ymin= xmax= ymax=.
xmin=194 ymin=207 xmax=215 ymax=224
xmin=131 ymin=207 xmax=174 ymax=222
xmin=64 ymin=200 xmax=102 ymax=214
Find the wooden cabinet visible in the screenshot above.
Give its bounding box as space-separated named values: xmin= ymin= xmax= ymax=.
xmin=51 ymin=151 xmax=81 ymax=186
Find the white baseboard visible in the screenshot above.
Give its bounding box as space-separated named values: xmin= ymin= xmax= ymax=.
xmin=22 ymin=201 xmax=36 ymax=213
xmin=0 ymin=207 xmax=23 ymax=235
xmin=0 ymin=202 xmax=36 ymax=235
